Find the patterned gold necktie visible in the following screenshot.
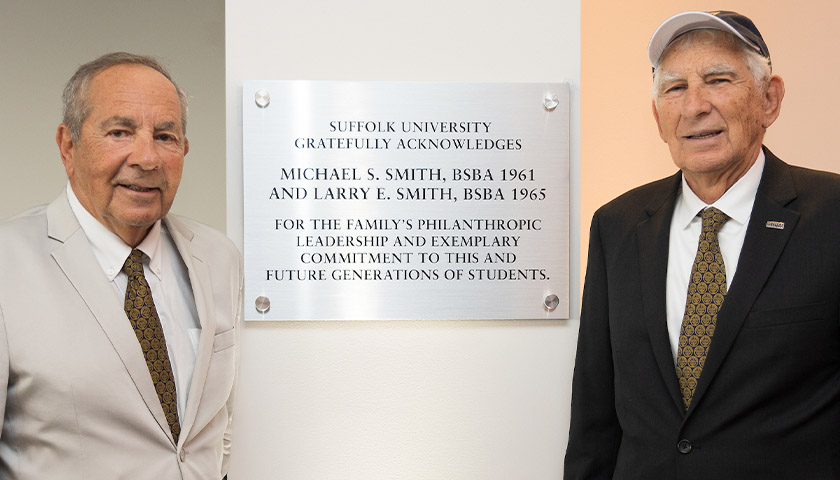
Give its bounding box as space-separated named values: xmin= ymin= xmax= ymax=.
xmin=122 ymin=249 xmax=181 ymax=443
xmin=676 ymin=207 xmax=729 ymax=410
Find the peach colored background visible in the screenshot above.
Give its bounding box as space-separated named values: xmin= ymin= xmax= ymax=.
xmin=581 ymin=1 xmax=840 ymax=284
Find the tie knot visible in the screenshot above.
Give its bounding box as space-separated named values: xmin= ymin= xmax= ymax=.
xmin=700 ymin=207 xmax=728 ymax=234
xmin=122 ymin=249 xmax=145 ymax=277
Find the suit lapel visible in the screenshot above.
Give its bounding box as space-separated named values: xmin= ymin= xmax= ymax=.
xmin=46 ymin=195 xmax=175 ymax=444
xmin=165 ymin=216 xmax=216 ymax=442
xmin=636 ymin=174 xmax=686 ymax=412
xmin=687 ymin=150 xmax=799 ymax=414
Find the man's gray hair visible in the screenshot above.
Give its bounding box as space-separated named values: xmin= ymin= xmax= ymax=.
xmin=652 ymin=29 xmax=772 ymax=98
xmin=61 ymin=52 xmax=188 ymax=143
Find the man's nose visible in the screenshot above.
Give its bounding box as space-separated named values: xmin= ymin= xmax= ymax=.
xmin=683 ymin=85 xmax=713 ymax=117
xmin=129 ymin=133 xmax=161 ymax=170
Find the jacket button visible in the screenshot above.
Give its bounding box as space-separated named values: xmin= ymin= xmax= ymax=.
xmin=677 ymin=439 xmax=692 ymax=454
xmin=179 ymin=449 xmax=186 ymax=462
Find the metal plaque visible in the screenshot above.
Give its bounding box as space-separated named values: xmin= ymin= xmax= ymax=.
xmin=243 ymin=81 xmax=569 ymax=320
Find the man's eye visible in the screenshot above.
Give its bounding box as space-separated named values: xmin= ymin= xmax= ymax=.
xmin=109 ymin=130 xmax=129 ymax=138
xmin=157 ymin=134 xmax=177 ymax=142
xmin=664 ymin=85 xmax=685 ymax=94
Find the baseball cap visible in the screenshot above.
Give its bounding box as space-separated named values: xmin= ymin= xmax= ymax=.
xmin=648 ymin=10 xmax=770 ymax=67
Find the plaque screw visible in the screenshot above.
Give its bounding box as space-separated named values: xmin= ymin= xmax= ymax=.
xmin=255 ymin=89 xmax=271 ymax=108
xmin=255 ymin=296 xmax=271 ymax=313
xmin=544 ymin=294 xmax=559 ymax=311
xmin=543 ymin=93 xmax=559 ymax=111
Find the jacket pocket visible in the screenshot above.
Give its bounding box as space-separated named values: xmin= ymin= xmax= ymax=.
xmin=213 ymin=327 xmax=236 ymax=353
xmin=745 ymin=302 xmax=826 ymax=329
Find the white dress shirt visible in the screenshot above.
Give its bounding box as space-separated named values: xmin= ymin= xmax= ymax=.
xmin=66 ymin=184 xmax=200 ymax=418
xmin=665 ymin=151 xmax=765 ymax=361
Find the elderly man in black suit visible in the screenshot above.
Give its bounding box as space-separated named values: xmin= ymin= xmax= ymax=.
xmin=565 ymin=11 xmax=840 ymax=479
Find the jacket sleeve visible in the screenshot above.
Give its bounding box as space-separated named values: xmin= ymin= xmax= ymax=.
xmin=221 ymin=253 xmax=244 ymax=477
xmin=564 ymin=211 xmax=622 ymax=479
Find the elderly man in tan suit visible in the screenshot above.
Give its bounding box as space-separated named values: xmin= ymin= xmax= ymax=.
xmin=0 ymin=52 xmax=242 ymax=479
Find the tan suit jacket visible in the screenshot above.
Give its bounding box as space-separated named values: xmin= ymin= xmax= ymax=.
xmin=0 ymin=193 xmax=243 ymax=479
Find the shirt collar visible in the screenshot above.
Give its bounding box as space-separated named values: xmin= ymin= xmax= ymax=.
xmin=673 ymin=149 xmax=765 ymax=229
xmin=66 ymin=183 xmax=163 ymax=281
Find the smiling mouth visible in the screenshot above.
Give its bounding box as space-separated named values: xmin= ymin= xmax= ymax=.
xmin=685 ymin=131 xmax=722 ymax=139
xmin=120 ymin=184 xmax=157 ymax=193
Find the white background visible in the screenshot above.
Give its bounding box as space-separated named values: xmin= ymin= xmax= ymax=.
xmin=226 ymin=0 xmax=581 ymax=478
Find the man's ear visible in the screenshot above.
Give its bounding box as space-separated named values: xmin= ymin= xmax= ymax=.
xmin=762 ymin=75 xmax=785 ymax=129
xmin=56 ymin=124 xmax=76 ymax=179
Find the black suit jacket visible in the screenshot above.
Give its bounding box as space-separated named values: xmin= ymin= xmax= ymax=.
xmin=565 ymin=148 xmax=840 ymax=479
